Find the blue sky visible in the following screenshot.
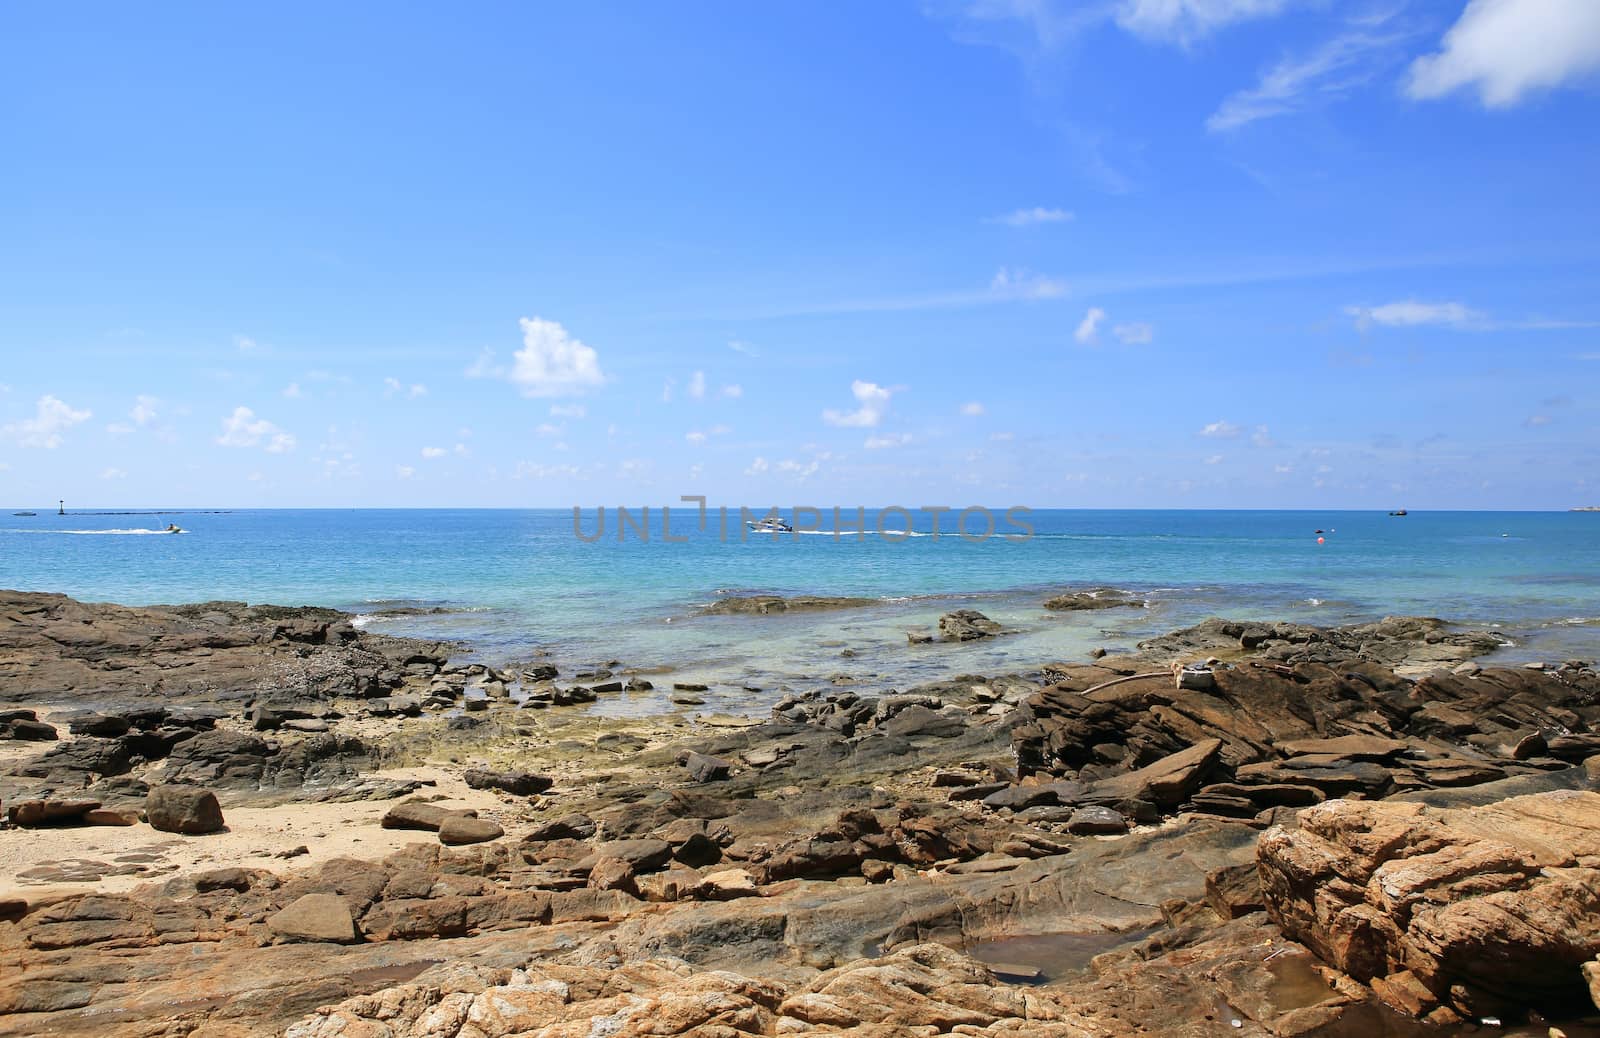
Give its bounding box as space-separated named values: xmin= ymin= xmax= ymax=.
xmin=2 ymin=0 xmax=1597 ymax=509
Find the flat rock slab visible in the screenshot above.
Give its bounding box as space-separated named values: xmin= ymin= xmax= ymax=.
xmin=268 ymin=893 xmax=359 ymax=943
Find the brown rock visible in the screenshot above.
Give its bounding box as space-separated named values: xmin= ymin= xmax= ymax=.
xmin=1259 ymin=790 xmax=1600 ymax=1017
xmin=145 ymin=785 xmax=225 ymax=834
xmin=1091 ymin=738 xmax=1224 ymax=807
xmin=437 ymin=816 xmax=503 ymax=846
xmin=7 ymin=798 xmax=101 ymax=827
xmin=267 ymin=893 xmax=359 ymax=943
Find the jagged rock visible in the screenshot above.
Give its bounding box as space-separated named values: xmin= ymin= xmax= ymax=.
xmin=1259 ymin=791 xmax=1600 ymax=1019
xmin=145 ymin=784 xmax=225 ymax=834
xmin=268 ymin=893 xmax=359 ymax=943
xmin=700 ymin=595 xmax=877 ymax=615
xmin=938 ymin=610 xmax=1003 ymax=641
xmin=1044 ymin=589 xmax=1142 ymax=611
xmin=681 ymin=751 xmax=731 ymax=782
xmin=1090 ymin=739 xmax=1224 ymax=807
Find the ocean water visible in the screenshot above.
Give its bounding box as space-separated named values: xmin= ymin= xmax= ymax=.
xmin=3 ymin=508 xmax=1597 ymax=713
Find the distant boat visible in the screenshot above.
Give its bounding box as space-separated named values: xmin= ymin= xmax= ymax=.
xmin=13 ymin=511 xmax=36 ymax=516
xmin=746 ymin=516 xmax=794 ymax=534
xmin=1388 ymin=509 xmax=1408 ymax=516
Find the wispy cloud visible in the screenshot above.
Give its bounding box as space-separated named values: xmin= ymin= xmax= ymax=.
xmin=1346 ymin=300 xmax=1485 ymax=331
xmin=1112 ymin=321 xmax=1154 ymax=345
xmin=1407 ymin=0 xmax=1600 ymax=108
xmin=383 ymin=377 xmax=428 ymax=398
xmin=988 ymin=206 xmax=1074 ymax=226
xmin=3 ymin=395 xmax=92 ymax=448
xmin=960 ymin=401 xmax=987 ymax=416
xmin=1208 ymin=18 xmax=1413 ymax=132
xmin=1075 ymin=306 xmax=1106 ymax=345
xmin=864 ymin=432 xmax=913 ymax=449
xmin=1200 ymin=419 xmax=1242 ymax=439
xmin=1117 ymin=0 xmax=1296 ymax=46
xmin=216 ymin=406 xmax=295 ymax=453
xmin=990 ymin=267 xmax=1068 ymax=300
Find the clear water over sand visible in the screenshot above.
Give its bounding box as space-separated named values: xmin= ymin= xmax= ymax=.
xmin=4 ymin=508 xmax=1596 ymax=712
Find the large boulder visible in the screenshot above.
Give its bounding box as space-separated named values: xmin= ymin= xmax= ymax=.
xmin=145 ymin=784 xmax=225 ymax=834
xmin=1258 ymin=791 xmax=1600 ymax=1021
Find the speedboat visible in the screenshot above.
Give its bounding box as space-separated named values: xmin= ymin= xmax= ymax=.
xmin=1388 ymin=509 xmax=1408 ymax=517
xmin=745 ymin=516 xmax=793 ymax=534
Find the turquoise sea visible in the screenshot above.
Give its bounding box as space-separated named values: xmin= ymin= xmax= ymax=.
xmin=3 ymin=508 xmax=1597 ymax=713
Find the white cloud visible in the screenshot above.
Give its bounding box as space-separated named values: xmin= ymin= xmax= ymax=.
xmin=1524 ymin=414 xmax=1552 ymax=427
xmin=282 ymin=382 xmax=304 ymax=399
xmin=549 ymin=403 xmax=587 ymax=418
xmin=745 ymin=457 xmax=770 ymax=475
xmin=685 ymin=431 xmax=707 ymax=445
xmin=515 ymin=461 xmax=581 ymax=479
xmin=1201 ymin=419 xmax=1241 ymax=439
xmin=453 ymin=442 xmax=470 ymax=457
xmin=1274 ymin=463 xmax=1294 ymax=474
xmin=396 ymin=465 xmax=416 ymax=479
xmin=235 ymin=334 xmax=259 ymax=353
xmin=1204 ymin=454 xmax=1225 ymax=465
xmin=721 ymin=384 xmax=744 ymax=399
xmin=864 ymin=432 xmax=913 ymax=449
xmin=1407 ymin=0 xmax=1600 ymax=108
xmin=990 ymin=267 xmax=1068 ymax=300
xmin=106 ymin=422 xmax=134 ymax=436
xmin=535 ymin=423 xmax=565 ymax=438
xmin=823 ymin=380 xmax=894 ymax=428
xmin=421 ymin=446 xmax=448 ymax=458
xmin=1117 ymin=0 xmax=1293 ymax=45
xmin=100 ymin=467 xmax=126 ymax=480
xmin=1113 ymin=321 xmax=1154 ymax=344
xmin=960 ymin=401 xmax=986 ymax=416
xmin=1075 ymin=307 xmax=1106 ymax=345
xmin=216 ymin=406 xmax=296 ymax=453
xmin=1251 ymin=424 xmax=1278 ymax=447
xmin=1208 ymin=21 xmax=1410 ymax=132
xmin=1346 ymin=300 xmax=1484 ymax=330
xmin=687 ymin=370 xmax=707 ymax=400
xmin=3 ymin=395 xmax=92 ymax=448
xmin=507 ymin=316 xmax=605 ymax=397
xmin=728 ymin=339 xmax=759 ymax=356
xmin=989 ymin=206 xmax=1074 ymax=227
xmin=383 ymin=377 xmax=428 ymax=398
xmin=990 ymin=431 xmax=1015 ymax=442
xmin=777 ymin=458 xmax=821 ymax=479
xmin=131 ymin=394 xmax=159 ymax=426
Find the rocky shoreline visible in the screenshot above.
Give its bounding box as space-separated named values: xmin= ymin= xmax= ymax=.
xmin=2 ymin=588 xmax=1599 ymax=1036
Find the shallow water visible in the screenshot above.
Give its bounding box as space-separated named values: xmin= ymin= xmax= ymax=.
xmin=966 ymin=926 xmax=1162 ymax=983
xmin=3 ymin=508 xmax=1596 ymax=712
